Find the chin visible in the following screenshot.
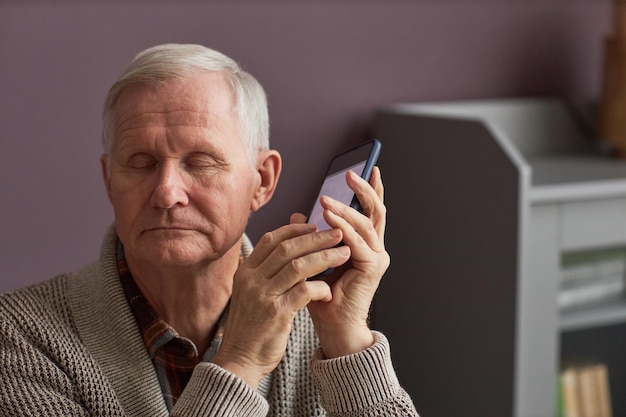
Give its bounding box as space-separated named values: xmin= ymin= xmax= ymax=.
xmin=136 ymin=238 xmax=214 ymax=266
xmin=149 ymin=250 xmax=211 ymax=268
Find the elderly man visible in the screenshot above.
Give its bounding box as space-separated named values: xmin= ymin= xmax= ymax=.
xmin=0 ymin=44 xmax=418 ymax=416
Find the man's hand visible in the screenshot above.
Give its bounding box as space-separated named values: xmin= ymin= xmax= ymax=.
xmin=212 ymin=167 xmax=388 ymax=386
xmin=300 ymin=166 xmax=389 ymax=359
xmin=211 ymin=222 xmax=350 ymax=389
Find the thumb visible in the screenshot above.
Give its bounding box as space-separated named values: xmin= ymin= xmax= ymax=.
xmin=290 ymin=212 xmax=308 ymax=225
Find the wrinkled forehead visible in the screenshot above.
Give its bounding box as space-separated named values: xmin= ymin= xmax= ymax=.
xmin=112 ymin=74 xmax=239 ymax=140
xmin=115 ymin=73 xmax=235 ymax=119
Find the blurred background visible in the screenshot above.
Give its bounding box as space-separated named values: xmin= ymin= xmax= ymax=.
xmin=0 ymin=0 xmax=609 ymax=292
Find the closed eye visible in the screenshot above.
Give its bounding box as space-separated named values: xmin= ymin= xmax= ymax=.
xmin=185 ymin=152 xmax=229 ymax=170
xmin=127 ymin=153 xmax=157 ymax=170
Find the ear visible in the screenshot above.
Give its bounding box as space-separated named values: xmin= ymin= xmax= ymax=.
xmin=250 ymin=150 xmax=282 ymax=212
xmin=100 ymin=154 xmax=113 ymax=204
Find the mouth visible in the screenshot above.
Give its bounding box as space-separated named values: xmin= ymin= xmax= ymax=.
xmin=144 ymin=227 xmax=197 ymax=233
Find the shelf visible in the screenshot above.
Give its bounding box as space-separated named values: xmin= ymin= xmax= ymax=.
xmin=528 ymin=153 xmax=626 ymax=203
xmin=560 ymin=297 xmax=626 ymax=332
xmin=374 ymin=97 xmax=626 ymax=417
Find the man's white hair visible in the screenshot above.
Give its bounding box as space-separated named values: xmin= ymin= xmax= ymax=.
xmin=101 ymin=43 xmax=269 ymax=167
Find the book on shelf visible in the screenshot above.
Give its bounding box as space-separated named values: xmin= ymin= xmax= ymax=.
xmin=559 ymin=248 xmax=626 ymax=310
xmin=559 ymin=363 xmax=612 ymax=417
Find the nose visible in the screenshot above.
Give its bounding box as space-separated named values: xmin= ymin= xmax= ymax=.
xmin=150 ymin=162 xmax=190 ymax=209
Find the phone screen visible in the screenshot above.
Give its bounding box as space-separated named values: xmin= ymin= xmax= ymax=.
xmin=308 ymin=161 xmax=367 ymax=232
xmin=307 ymin=139 xmax=381 ymax=232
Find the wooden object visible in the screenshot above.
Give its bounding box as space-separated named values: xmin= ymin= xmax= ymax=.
xmin=598 ymin=1 xmax=626 ymax=157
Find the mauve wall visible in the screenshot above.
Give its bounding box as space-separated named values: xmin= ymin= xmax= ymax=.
xmin=0 ymin=1 xmax=611 ymax=293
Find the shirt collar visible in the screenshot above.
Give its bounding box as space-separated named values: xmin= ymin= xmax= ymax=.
xmin=116 ymin=239 xmax=239 ymax=361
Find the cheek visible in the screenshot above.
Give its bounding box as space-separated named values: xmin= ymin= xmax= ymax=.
xmin=109 ymin=171 xmax=154 ymax=201
xmin=194 ymin=180 xmax=254 ymax=220
xmin=111 ymin=195 xmax=141 ymax=236
xmin=109 ymin=181 xmax=150 ymax=222
xmin=193 ymin=187 xmax=236 ymax=218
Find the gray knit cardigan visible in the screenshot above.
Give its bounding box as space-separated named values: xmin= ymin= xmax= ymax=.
xmin=0 ymin=227 xmax=418 ymax=416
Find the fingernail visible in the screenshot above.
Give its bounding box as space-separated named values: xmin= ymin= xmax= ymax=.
xmin=321 ymin=195 xmax=335 ymax=205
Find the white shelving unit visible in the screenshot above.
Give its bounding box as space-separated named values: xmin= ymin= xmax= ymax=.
xmin=560 ymin=298 xmax=626 ymax=332
xmin=372 ymin=98 xmax=626 ymax=417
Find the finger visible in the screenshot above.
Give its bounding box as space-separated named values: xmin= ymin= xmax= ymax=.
xmin=251 ymin=228 xmax=346 ymax=292
xmin=290 ymin=212 xmax=308 ymax=225
xmin=282 ymin=279 xmax=333 ymax=310
xmin=305 ymin=280 xmax=333 ymax=303
xmin=246 ymin=223 xmax=317 ymax=268
xmin=321 ymin=196 xmax=384 ymax=252
xmin=323 ymin=208 xmax=378 ymax=256
xmin=346 ymin=170 xmax=386 ymax=240
xmin=272 ymin=244 xmax=351 ymax=292
xmin=369 ymin=166 xmax=384 ymax=203
xmin=323 ymin=210 xmax=389 ymax=277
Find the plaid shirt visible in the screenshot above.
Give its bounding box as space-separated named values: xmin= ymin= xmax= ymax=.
xmin=117 ymin=241 xmax=232 ymax=410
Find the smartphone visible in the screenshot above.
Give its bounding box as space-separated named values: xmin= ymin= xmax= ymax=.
xmin=307 ymin=139 xmax=382 ymax=233
xmin=306 ymin=139 xmax=381 ymax=280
